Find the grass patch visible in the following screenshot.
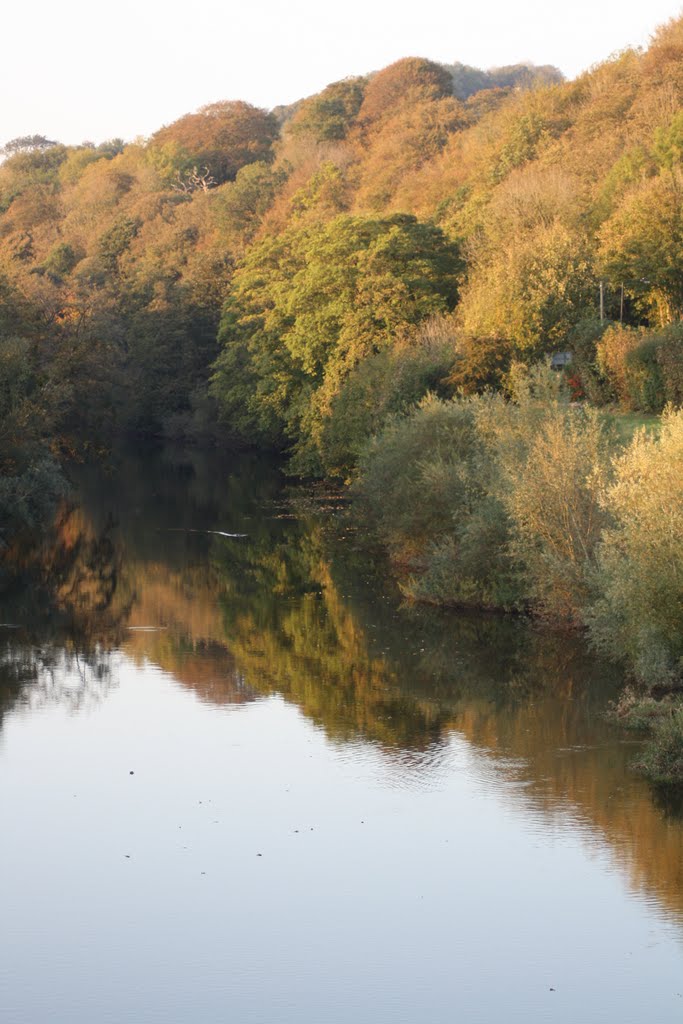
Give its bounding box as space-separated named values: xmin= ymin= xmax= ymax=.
xmin=604 ymin=408 xmax=661 ymax=446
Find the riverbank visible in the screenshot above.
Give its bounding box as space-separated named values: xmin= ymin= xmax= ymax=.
xmin=346 ymin=367 xmax=683 ymax=784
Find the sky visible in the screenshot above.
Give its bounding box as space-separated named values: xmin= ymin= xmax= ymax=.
xmin=3 ymin=0 xmax=683 ymax=146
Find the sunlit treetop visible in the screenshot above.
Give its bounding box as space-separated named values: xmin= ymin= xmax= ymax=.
xmin=150 ymin=101 xmax=278 ymax=184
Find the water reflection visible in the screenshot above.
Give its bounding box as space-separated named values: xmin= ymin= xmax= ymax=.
xmin=1 ymin=444 xmax=682 ymax=929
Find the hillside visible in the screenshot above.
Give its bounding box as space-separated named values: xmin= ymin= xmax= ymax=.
xmin=1 ymin=18 xmax=683 ymax=486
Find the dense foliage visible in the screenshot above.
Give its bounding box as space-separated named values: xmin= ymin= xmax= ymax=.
xmin=210 ymin=213 xmax=461 ymax=474
xmin=3 ymin=19 xmax=683 ymax=720
xmin=2 ymin=24 xmax=683 ymax=472
xmin=355 ymin=366 xmax=683 ymax=693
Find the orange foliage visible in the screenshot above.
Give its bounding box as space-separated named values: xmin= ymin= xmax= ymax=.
xmin=357 ymin=57 xmax=454 ymax=127
xmin=151 ymin=101 xmax=278 ymax=183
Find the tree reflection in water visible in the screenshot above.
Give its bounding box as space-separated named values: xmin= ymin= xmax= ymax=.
xmin=1 ymin=444 xmax=682 ymax=924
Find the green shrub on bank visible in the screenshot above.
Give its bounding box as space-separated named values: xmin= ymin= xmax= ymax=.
xmin=612 ymin=690 xmax=683 ymax=786
xmin=587 ymin=409 xmax=683 ymax=686
xmin=353 ymin=395 xmax=482 ymax=556
xmin=637 ymin=710 xmax=683 ymax=785
xmin=354 ymin=365 xmax=610 ymax=616
xmin=354 ymin=364 xmax=683 ymax=693
xmin=477 ymin=366 xmax=611 ymax=623
xmin=353 ymin=394 xmax=517 ymax=609
xmin=318 ymin=320 xmax=458 ymax=479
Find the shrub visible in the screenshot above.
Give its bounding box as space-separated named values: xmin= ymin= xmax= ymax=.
xmin=476 ymin=364 xmax=611 ymax=622
xmin=318 ymin=318 xmax=458 ymax=478
xmin=596 ymin=325 xmax=644 ymax=405
xmin=637 ymin=710 xmax=683 ymax=785
xmin=446 ymin=333 xmax=512 ymax=394
xmin=354 ymin=364 xmax=612 ymax=620
xmin=354 ymin=395 xmax=479 ymax=555
xmin=353 ymin=394 xmax=517 ymax=609
xmin=587 ymin=409 xmax=683 ymax=685
xmin=597 ymin=323 xmax=683 ymax=412
xmin=654 ymin=323 xmax=683 ymax=407
xmin=624 ymin=337 xmax=665 ymax=412
xmin=566 ymin=317 xmax=610 ymax=404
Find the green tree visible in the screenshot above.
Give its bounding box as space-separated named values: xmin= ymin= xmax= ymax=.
xmin=0 ymin=335 xmax=66 ymax=535
xmin=289 ymin=78 xmax=366 ymax=141
xmin=211 ymin=214 xmax=462 ymax=472
xmin=599 ymin=170 xmax=683 ymax=322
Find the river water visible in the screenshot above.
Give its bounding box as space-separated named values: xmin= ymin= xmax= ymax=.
xmin=1 ymin=447 xmax=682 ymax=1023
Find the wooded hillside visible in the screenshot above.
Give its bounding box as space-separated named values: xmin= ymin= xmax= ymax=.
xmin=2 ymin=19 xmax=683 ymax=467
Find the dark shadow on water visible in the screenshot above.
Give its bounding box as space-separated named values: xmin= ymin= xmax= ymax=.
xmin=651 ymin=783 xmax=683 ymax=821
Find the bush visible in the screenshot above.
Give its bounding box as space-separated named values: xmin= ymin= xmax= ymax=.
xmin=637 ymin=710 xmax=683 ymax=785
xmin=597 ymin=322 xmax=683 ymax=412
xmin=654 ymin=323 xmax=683 ymax=407
xmin=587 ymin=408 xmax=683 ymax=685
xmin=354 ymin=364 xmax=613 ymax=621
xmin=475 ymin=365 xmax=611 ymax=622
xmin=318 ymin=318 xmax=458 ymax=478
xmin=353 ymin=394 xmax=517 ymax=609
xmin=354 ymin=363 xmax=683 ymax=680
xmin=624 ymin=337 xmax=665 ymax=412
xmin=446 ymin=333 xmax=512 ymax=394
xmin=566 ymin=317 xmax=610 ymax=403
xmin=596 ymin=325 xmax=644 ymax=405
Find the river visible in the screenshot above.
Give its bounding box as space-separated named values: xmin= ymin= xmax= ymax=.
xmin=1 ymin=446 xmax=682 ymax=1023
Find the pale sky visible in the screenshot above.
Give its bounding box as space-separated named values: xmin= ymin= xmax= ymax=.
xmin=3 ymin=0 xmax=683 ymax=146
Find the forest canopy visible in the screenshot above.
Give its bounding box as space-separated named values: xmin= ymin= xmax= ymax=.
xmin=1 ymin=21 xmax=683 ymax=481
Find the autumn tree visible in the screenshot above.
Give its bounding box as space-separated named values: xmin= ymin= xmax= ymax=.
xmin=150 ymin=101 xmax=278 ymax=184
xmin=1 ymin=135 xmax=59 ymax=156
xmin=357 ymin=58 xmax=454 ymax=127
xmin=599 ymin=170 xmax=683 ymax=322
xmin=289 ymin=78 xmax=366 ymax=141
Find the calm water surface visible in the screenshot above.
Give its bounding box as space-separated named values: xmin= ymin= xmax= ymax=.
xmin=1 ymin=447 xmax=682 ymax=1023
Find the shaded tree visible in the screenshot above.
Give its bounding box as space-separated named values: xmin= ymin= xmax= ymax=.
xmin=211 ymin=213 xmax=462 ymax=472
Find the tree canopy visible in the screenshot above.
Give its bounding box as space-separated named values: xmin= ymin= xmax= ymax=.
xmin=150 ymin=101 xmax=278 ymax=184
xmin=211 ymin=213 xmax=462 ymax=472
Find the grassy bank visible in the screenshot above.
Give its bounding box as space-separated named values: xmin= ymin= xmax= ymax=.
xmin=605 ymin=409 xmax=662 ymax=446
